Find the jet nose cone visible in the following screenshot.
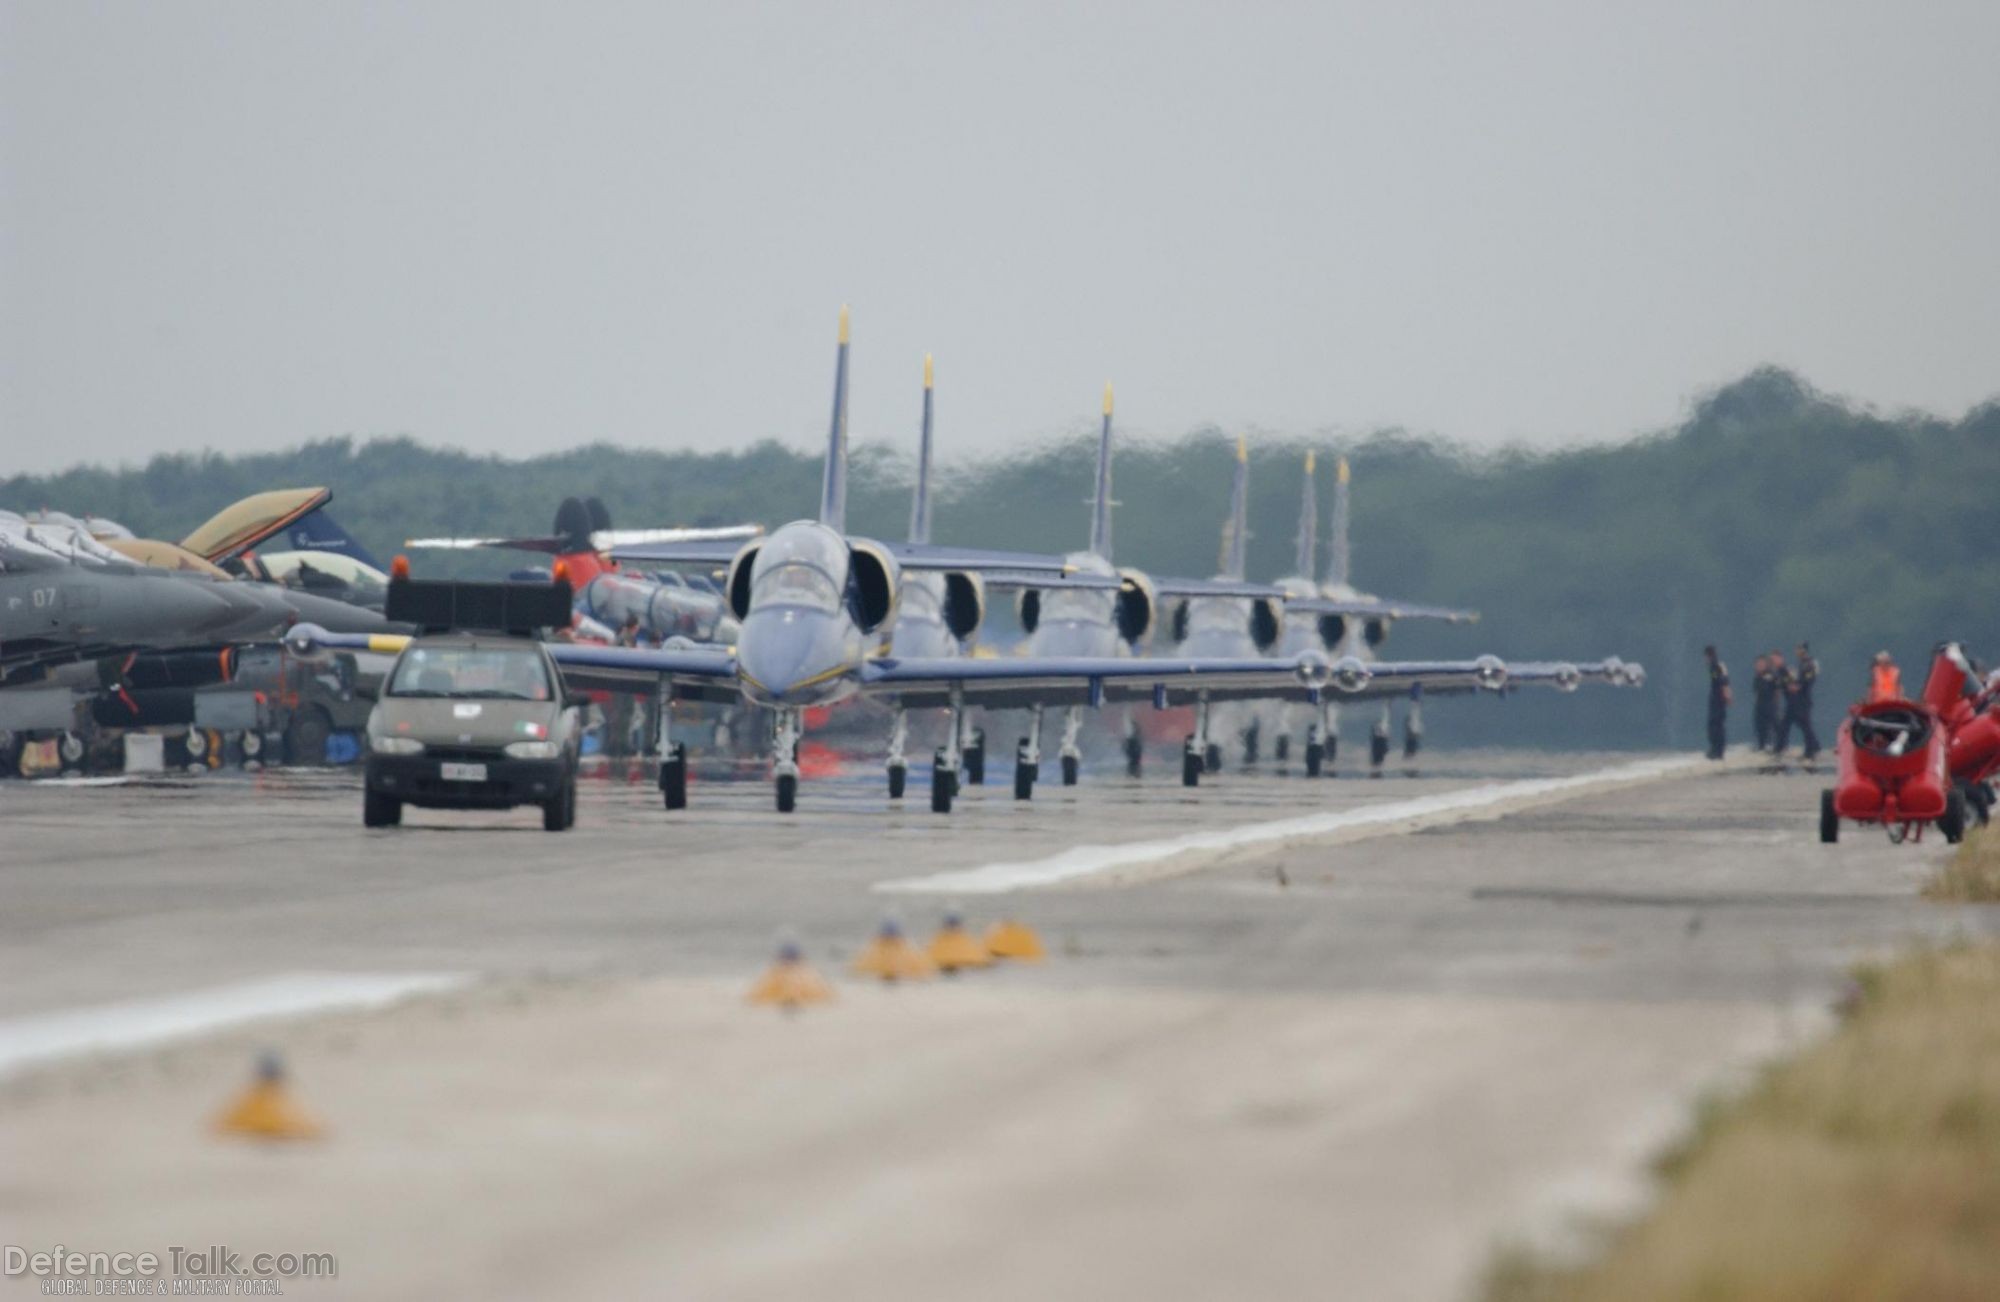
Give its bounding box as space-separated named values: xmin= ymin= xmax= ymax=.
xmin=737 ymin=617 xmax=815 ymax=702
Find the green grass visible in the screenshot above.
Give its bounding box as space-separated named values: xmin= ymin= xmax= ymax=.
xmin=1488 ymin=944 xmax=2000 ymax=1302
xmin=1923 ymin=825 xmax=2000 ymax=903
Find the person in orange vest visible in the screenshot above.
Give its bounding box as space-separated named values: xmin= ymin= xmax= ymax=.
xmin=1869 ymin=650 xmax=1902 ymax=702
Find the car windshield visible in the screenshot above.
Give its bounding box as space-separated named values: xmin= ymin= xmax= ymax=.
xmin=751 ymin=561 xmax=840 ymax=613
xmin=389 ymin=646 xmax=553 ymax=700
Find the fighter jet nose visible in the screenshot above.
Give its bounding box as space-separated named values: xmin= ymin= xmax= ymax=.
xmin=1474 ymin=654 xmax=1509 ymax=691
xmin=1294 ymin=649 xmax=1332 ymax=687
xmin=1553 ymin=662 xmax=1582 ymax=693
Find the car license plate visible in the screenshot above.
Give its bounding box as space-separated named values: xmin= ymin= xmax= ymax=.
xmin=440 ymin=762 xmax=488 ymax=782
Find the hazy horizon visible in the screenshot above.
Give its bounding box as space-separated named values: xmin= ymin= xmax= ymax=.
xmin=7 ymin=2 xmax=1997 ymax=476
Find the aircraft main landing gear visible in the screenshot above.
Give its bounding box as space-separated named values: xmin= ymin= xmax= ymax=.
xmin=886 ymin=705 xmax=909 ymax=800
xmin=1059 ymin=706 xmax=1083 ymax=786
xmin=963 ymin=724 xmax=986 ymax=785
xmin=656 ymin=689 xmax=688 ymax=810
xmin=931 ymin=689 xmax=966 ymax=815
xmin=1015 ymin=704 xmax=1043 ymax=801
xmin=1183 ymin=692 xmax=1211 ymax=788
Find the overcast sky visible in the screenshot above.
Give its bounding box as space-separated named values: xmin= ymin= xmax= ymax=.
xmin=4 ymin=1 xmax=1996 ymax=475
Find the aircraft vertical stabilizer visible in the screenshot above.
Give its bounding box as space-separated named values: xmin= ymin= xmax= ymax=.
xmin=1293 ymin=451 xmax=1318 ymax=581
xmin=819 ymin=307 xmax=852 ymax=532
xmin=1220 ymin=435 xmax=1250 ymax=580
xmin=909 ymin=354 xmax=935 ymax=545
xmin=1088 ymin=384 xmax=1115 ymax=560
xmin=1328 ymin=455 xmax=1352 ymax=587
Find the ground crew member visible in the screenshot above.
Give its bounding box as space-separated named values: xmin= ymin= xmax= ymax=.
xmin=1769 ymin=653 xmax=1795 ymax=756
xmin=1751 ymin=653 xmax=1778 ymax=750
xmin=1869 ymin=651 xmax=1902 ymax=702
xmin=1703 ymin=645 xmax=1731 ymax=760
xmin=1775 ymin=642 xmax=1820 ymax=759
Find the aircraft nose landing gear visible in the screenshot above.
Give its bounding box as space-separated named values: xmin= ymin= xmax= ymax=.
xmin=773 ymin=707 xmax=802 ymax=813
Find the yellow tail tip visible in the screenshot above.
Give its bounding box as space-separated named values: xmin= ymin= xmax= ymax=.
xmin=1337 ymin=456 xmax=1351 ymax=484
xmin=1236 ymin=433 xmax=1248 ymax=462
xmin=924 ymin=353 xmax=934 ymax=388
xmin=838 ymin=305 xmax=851 ymax=344
xmin=1103 ymin=382 xmax=1114 ymax=416
xmin=1305 ymin=450 xmax=1317 ymax=475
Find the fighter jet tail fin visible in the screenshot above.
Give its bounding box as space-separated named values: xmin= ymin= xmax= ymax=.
xmin=819 ymin=307 xmax=852 ymax=532
xmin=1220 ymin=434 xmax=1250 ymax=580
xmin=908 ymin=355 xmax=935 ymax=545
xmin=1327 ymin=456 xmax=1352 ymax=587
xmin=1088 ymin=384 xmax=1115 ymax=560
xmin=1294 ymin=451 xmax=1318 ymax=581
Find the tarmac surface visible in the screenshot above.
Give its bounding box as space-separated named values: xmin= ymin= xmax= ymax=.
xmin=1 ymin=747 xmax=1994 ymax=1299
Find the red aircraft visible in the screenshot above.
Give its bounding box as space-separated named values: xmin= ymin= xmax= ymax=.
xmin=1822 ymin=642 xmax=1998 ymax=844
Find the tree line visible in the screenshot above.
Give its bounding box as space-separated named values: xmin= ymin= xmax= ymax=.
xmin=7 ymin=367 xmax=1995 ymax=749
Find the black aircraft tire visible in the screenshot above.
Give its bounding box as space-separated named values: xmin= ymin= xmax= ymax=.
xmin=1819 ymin=789 xmax=1839 ymax=844
xmin=1940 ymin=790 xmax=1967 ymax=845
xmin=1182 ymin=749 xmax=1202 ymax=788
xmin=1204 ymin=743 xmax=1222 ymax=774
xmin=1124 ymin=734 xmax=1143 ymax=778
xmin=1370 ymin=734 xmax=1390 ymax=768
xmin=1325 ymin=736 xmax=1337 ymax=770
xmin=364 ymin=788 xmax=402 ymax=828
xmin=888 ymin=765 xmax=907 ymax=800
xmin=965 ymin=744 xmax=986 ymax=786
xmin=1014 ymin=759 xmax=1034 ymax=801
xmin=1305 ymin=742 xmax=1324 ymax=778
xmin=1274 ymin=735 xmax=1290 ymax=763
xmin=776 ymin=773 xmax=798 ymax=814
xmin=1243 ymin=725 xmax=1259 ymax=767
xmin=1404 ymin=731 xmax=1420 ymax=760
xmin=931 ymin=764 xmax=953 ymax=814
xmin=661 ymin=755 xmax=688 ymax=810
xmin=1061 ymin=755 xmax=1079 ymax=786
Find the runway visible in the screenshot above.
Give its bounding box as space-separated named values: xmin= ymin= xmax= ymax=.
xmin=1 ymin=750 xmax=1989 ymax=1299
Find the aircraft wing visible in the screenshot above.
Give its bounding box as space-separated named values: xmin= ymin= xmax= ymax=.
xmin=1285 ymin=596 xmax=1480 ymax=624
xmin=610 ymin=539 xmax=764 ymax=568
xmin=1148 ymin=576 xmax=1291 ymax=600
xmin=859 ymin=651 xmax=1334 ymax=709
xmin=884 ymin=543 xmax=1117 ymax=582
xmin=542 ymin=642 xmax=739 ymax=703
xmin=411 ymin=525 xmax=761 ymax=555
xmin=283 ymin=626 xmax=743 ymax=703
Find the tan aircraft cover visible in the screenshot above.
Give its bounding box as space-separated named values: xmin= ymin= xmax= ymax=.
xmin=179 ymin=488 xmax=332 ymax=562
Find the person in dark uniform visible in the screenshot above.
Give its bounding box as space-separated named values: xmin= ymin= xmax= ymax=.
xmin=1769 ymin=652 xmax=1796 ymax=756
xmin=1703 ymin=645 xmax=1731 ymax=760
xmin=1788 ymin=641 xmax=1820 ymax=760
xmin=1750 ymin=653 xmax=1778 ymax=751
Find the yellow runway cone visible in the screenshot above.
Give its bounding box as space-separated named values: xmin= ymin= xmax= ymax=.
xmin=984 ymin=918 xmax=1046 ymax=962
xmin=928 ymin=911 xmax=992 ymax=973
xmin=851 ymin=917 xmax=936 ymax=982
xmin=213 ymin=1051 xmax=322 ymax=1141
xmin=748 ymin=940 xmax=835 ymax=1009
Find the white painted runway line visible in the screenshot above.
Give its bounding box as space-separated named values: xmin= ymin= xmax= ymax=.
xmin=878 ymin=754 xmax=1716 ymax=895
xmin=0 ymin=971 xmax=472 ymax=1078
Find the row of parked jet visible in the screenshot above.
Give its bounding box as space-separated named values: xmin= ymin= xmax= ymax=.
xmin=294 ymin=309 xmax=1642 ymax=814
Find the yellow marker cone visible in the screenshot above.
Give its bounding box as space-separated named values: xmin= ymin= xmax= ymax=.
xmin=748 ymin=940 xmax=835 ymax=1009
xmin=851 ymin=918 xmax=936 ymax=982
xmin=984 ymin=918 xmax=1046 ymax=962
xmin=927 ymin=912 xmax=992 ymax=973
xmin=213 ymin=1051 xmax=323 ymax=1141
